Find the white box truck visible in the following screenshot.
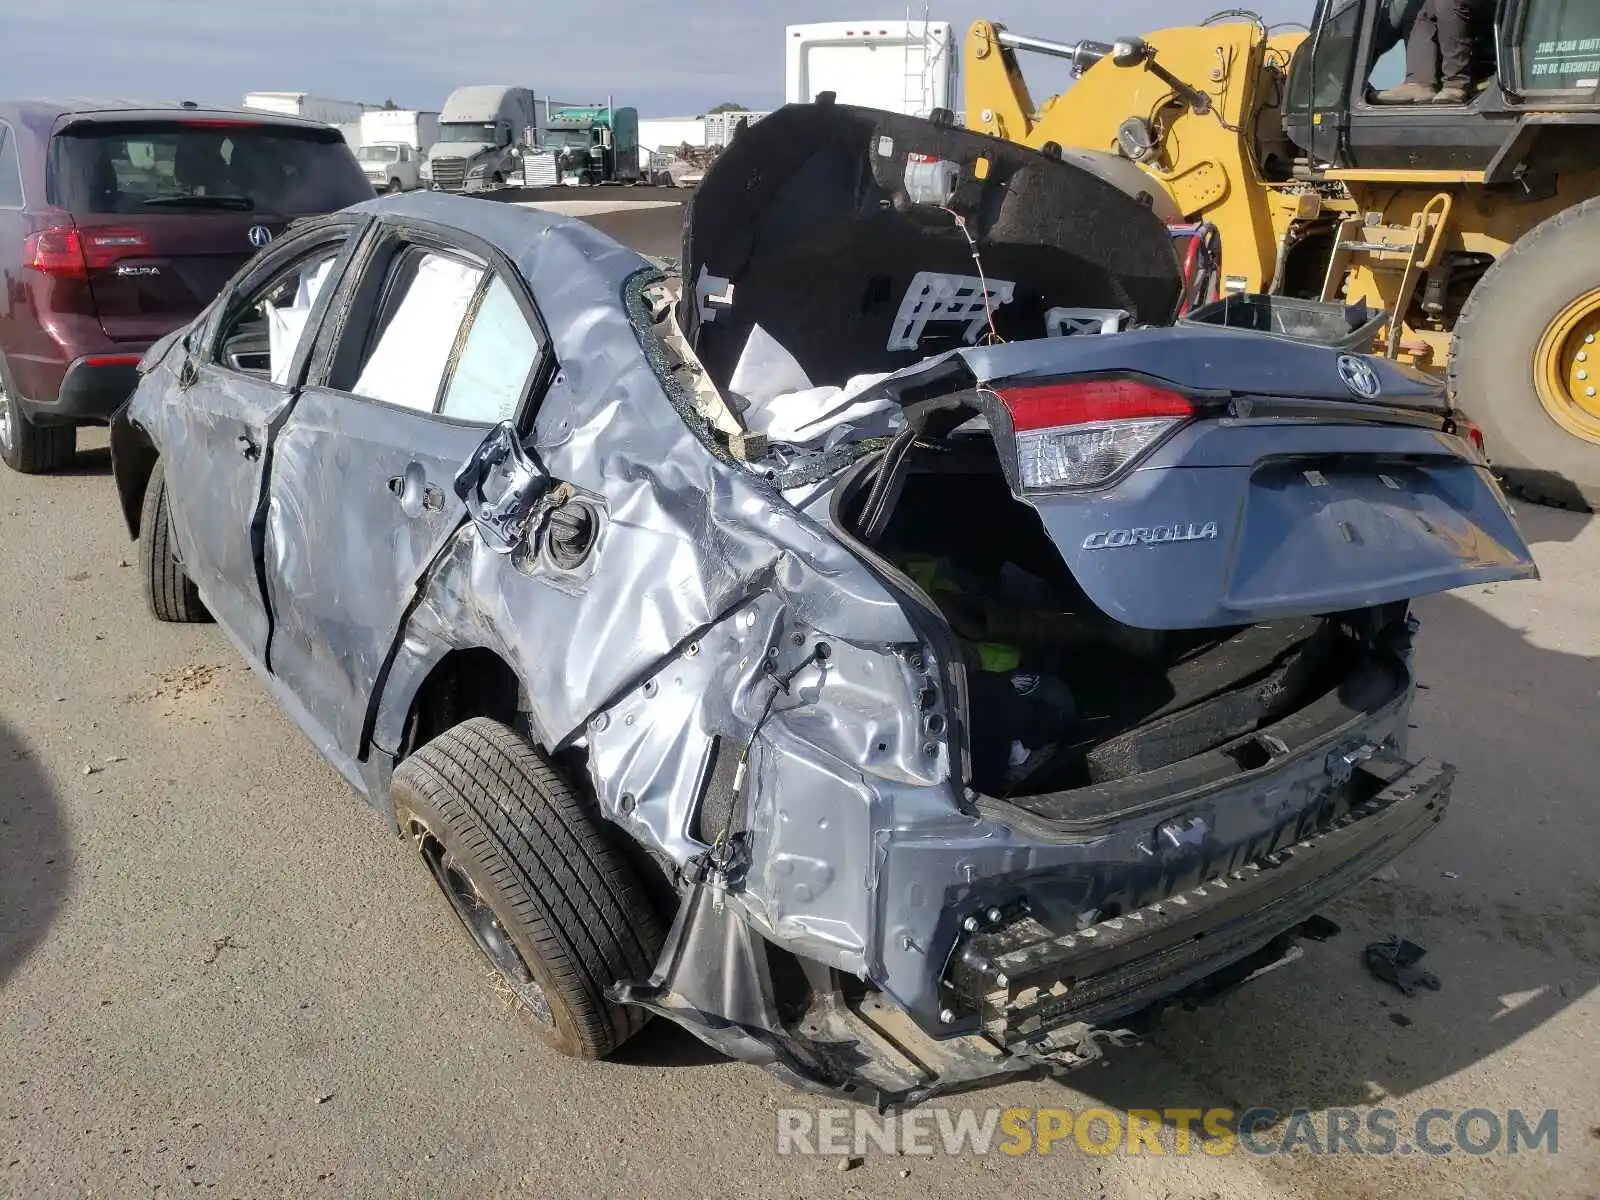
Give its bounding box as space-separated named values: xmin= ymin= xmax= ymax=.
xmin=784 ymin=19 xmax=957 ymax=118
xmin=356 ymin=110 xmax=442 ymax=193
xmin=360 ymin=109 xmax=441 ymax=154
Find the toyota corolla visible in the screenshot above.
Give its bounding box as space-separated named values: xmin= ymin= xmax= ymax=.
xmin=110 ymin=101 xmax=1536 ymax=1106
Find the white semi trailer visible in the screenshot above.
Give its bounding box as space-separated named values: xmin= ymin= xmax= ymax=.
xmin=243 ymin=91 xmax=366 ymax=126
xmin=783 ymin=19 xmax=958 ymax=118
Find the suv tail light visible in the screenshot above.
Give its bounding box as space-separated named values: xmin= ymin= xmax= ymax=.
xmin=24 ymin=223 xmax=152 ymax=280
xmin=995 ymin=379 xmax=1195 ymax=490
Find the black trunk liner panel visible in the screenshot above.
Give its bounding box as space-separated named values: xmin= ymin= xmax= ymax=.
xmin=1085 ymin=621 xmax=1336 ymax=783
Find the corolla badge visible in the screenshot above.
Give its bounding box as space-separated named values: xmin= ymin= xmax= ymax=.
xmin=1338 ymin=354 xmax=1382 ymax=400
xmin=1082 ymin=522 xmax=1220 ymax=550
xmin=248 ymin=224 xmax=274 ymax=250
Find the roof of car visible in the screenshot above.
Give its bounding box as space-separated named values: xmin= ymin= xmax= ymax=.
xmin=0 ymin=97 xmax=332 ymax=132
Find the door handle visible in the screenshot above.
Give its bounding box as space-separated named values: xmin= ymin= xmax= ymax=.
xmin=237 ymin=434 xmax=260 ymax=460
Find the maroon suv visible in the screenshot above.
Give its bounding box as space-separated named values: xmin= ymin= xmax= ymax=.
xmin=0 ymin=99 xmax=373 ymax=474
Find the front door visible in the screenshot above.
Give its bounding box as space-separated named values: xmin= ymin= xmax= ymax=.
xmin=260 ymin=225 xmax=551 ymax=768
xmin=157 ymin=219 xmax=364 ymax=660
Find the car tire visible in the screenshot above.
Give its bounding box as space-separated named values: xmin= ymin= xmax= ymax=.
xmin=0 ymin=360 xmax=76 ymax=475
xmin=386 ymin=178 xmax=403 ymax=194
xmin=1449 ymin=196 xmax=1600 ymax=512
xmin=390 ymin=717 xmax=663 ymax=1060
xmin=139 ymin=458 xmax=208 ymax=623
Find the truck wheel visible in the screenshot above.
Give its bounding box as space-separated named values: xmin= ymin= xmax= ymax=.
xmin=139 ymin=458 xmax=208 ymax=623
xmin=0 ymin=360 xmax=76 ymax=475
xmin=390 ymin=717 xmax=663 ymax=1059
xmin=385 ymin=178 xmax=403 ymax=194
xmin=1450 ymin=196 xmax=1600 ymax=511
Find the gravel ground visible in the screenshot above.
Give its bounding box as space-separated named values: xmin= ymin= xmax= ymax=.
xmin=1 ymin=199 xmax=1595 ymax=1199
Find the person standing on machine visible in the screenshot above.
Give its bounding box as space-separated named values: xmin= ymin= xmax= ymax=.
xmin=1374 ymin=0 xmax=1497 ymax=104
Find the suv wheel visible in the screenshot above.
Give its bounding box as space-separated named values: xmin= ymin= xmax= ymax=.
xmin=0 ymin=363 xmax=76 ymax=475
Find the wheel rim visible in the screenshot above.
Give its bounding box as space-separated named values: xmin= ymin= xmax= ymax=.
xmin=1534 ymin=287 xmax=1600 ymax=445
xmin=411 ymin=820 xmax=554 ymax=1027
xmin=0 ymin=385 xmax=12 ymax=457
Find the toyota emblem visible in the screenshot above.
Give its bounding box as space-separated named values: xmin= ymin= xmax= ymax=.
xmin=247 ymin=224 xmax=274 ymax=250
xmin=1337 ymin=354 xmax=1382 ymax=400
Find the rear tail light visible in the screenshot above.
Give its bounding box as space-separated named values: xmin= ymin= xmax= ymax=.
xmin=995 ymin=379 xmax=1195 ymax=490
xmin=23 ymin=226 xmax=88 ymax=279
xmin=24 ymin=223 xmax=152 ymax=279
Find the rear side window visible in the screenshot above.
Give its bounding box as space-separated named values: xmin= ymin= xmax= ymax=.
xmin=0 ymin=124 xmax=21 ymax=208
xmin=48 ymin=121 xmax=372 ymax=216
xmin=440 ymin=275 xmax=544 ymax=424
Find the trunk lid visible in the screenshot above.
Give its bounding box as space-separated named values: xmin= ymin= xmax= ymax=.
xmin=49 ymin=114 xmax=373 ymax=344
xmin=949 ymin=327 xmax=1537 ymax=629
xmin=680 ymin=102 xmax=1186 ymax=390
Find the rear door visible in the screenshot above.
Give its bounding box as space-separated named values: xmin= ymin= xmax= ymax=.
xmin=260 ymin=221 xmax=551 ymax=770
xmin=156 ymin=217 xmax=367 ymax=661
xmin=47 ymin=116 xmax=373 ymax=345
xmin=961 ymin=327 xmax=1539 ymax=630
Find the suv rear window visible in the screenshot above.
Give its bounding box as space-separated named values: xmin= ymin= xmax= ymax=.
xmin=48 ymin=120 xmax=372 ymax=216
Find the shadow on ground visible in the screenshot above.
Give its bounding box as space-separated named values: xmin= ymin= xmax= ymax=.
xmin=1512 ymin=499 xmax=1591 ymax=548
xmin=611 ymin=1017 xmax=725 ymax=1069
xmin=54 ymin=444 xmax=112 ymax=478
xmin=1061 ymin=584 xmax=1597 ymax=1120
xmin=0 ymin=716 xmax=70 ymax=987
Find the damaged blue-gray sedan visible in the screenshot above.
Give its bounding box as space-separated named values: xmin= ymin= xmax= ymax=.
xmin=111 ymin=102 xmax=1537 ymax=1106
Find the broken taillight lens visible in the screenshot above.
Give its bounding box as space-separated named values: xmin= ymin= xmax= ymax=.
xmin=996 ymin=379 xmax=1194 ymax=490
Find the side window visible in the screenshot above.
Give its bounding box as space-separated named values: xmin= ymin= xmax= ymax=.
xmin=439 ymin=275 xmax=545 ymax=424
xmin=213 ymin=239 xmax=347 ymax=382
xmin=1519 ymin=0 xmax=1600 ymax=90
xmin=347 ymin=249 xmax=485 ymax=412
xmin=1310 ymin=0 xmax=1363 ymax=109
xmin=0 ymin=124 xmax=22 ymax=208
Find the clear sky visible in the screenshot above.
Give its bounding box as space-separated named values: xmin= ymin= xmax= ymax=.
xmin=4 ymin=1 xmax=1309 ymax=116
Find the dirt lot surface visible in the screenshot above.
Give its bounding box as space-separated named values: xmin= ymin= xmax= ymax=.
xmin=2 ymin=197 xmax=1596 ymax=1199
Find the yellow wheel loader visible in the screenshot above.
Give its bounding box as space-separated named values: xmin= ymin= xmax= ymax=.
xmin=965 ymin=1 xmax=1600 ymax=509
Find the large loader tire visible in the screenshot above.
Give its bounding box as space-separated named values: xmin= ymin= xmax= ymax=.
xmin=1450 ymin=196 xmax=1600 ymax=512
xmin=390 ymin=718 xmax=663 ymax=1060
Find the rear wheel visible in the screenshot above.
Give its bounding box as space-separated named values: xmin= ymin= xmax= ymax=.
xmin=139 ymin=459 xmax=208 ymax=623
xmin=0 ymin=362 xmax=76 ymax=475
xmin=385 ymin=178 xmax=403 ymax=194
xmin=390 ymin=718 xmax=663 ymax=1059
xmin=1450 ymin=197 xmax=1600 ymax=511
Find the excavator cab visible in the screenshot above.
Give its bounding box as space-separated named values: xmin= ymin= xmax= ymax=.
xmin=1283 ymin=0 xmax=1600 ymax=173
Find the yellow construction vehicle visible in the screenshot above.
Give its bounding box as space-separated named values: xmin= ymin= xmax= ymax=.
xmin=964 ymin=2 xmax=1600 ymax=510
